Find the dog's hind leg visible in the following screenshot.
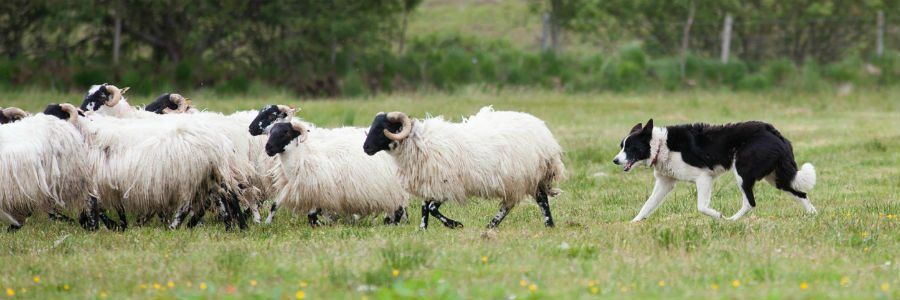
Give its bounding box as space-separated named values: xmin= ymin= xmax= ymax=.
xmin=632 ymin=175 xmax=676 ymax=222
xmin=766 ymin=173 xmax=818 ymax=214
xmin=728 ymin=169 xmax=755 ymax=220
xmin=696 ymin=175 xmax=723 ymax=219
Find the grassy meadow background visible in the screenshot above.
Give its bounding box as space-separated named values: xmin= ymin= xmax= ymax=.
xmin=0 ymin=87 xmax=898 ymax=299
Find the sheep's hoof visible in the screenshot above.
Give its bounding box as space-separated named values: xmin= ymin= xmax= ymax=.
xmin=443 ymin=220 xmax=464 ymax=229
xmin=7 ymin=225 xmax=22 ymax=233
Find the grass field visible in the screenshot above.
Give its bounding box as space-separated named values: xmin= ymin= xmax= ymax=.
xmin=0 ymin=88 xmax=898 ymax=299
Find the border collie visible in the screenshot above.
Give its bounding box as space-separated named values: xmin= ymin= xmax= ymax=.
xmin=613 ymin=119 xmax=817 ymax=221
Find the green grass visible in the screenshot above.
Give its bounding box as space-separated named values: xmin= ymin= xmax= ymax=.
xmin=0 ymin=88 xmax=898 ymax=299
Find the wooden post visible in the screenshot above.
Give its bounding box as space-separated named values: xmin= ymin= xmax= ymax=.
xmin=680 ymin=0 xmax=696 ymax=80
xmin=541 ymin=12 xmax=551 ymax=52
xmin=721 ymin=13 xmax=732 ymax=64
xmin=877 ymin=10 xmax=884 ymax=57
xmin=113 ymin=15 xmax=122 ymax=65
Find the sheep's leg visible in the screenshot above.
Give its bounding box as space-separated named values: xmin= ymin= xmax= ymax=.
xmin=227 ymin=190 xmax=248 ymax=230
xmin=536 ymin=189 xmax=555 ymax=227
xmin=419 ymin=201 xmax=430 ymax=229
xmin=97 ymin=207 xmax=117 ymax=231
xmin=307 ymin=208 xmax=323 ymax=227
xmin=48 ymin=208 xmax=75 ymax=223
xmin=215 ymin=196 xmax=234 ymax=231
xmin=251 ymin=203 xmax=262 ymax=224
xmin=115 ymin=205 xmax=128 ymax=231
xmin=427 ymin=200 xmax=463 ymax=229
xmin=2 ymin=210 xmax=22 ymax=232
xmin=78 ymin=196 xmax=100 ymax=231
xmin=486 ymin=202 xmax=516 ymax=229
xmin=186 ymin=209 xmax=206 ymax=228
xmin=168 ymin=205 xmax=191 ymax=230
xmin=136 ymin=213 xmax=154 ymax=226
xmin=384 ymin=206 xmax=407 ymax=225
xmin=264 ymin=198 xmax=284 ymax=224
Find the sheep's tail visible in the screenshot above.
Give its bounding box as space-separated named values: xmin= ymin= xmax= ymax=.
xmin=542 ymin=154 xmax=566 ymax=197
xmin=791 ymin=163 xmax=816 ymax=193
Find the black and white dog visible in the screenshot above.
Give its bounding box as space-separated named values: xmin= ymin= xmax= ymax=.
xmin=613 ymin=119 xmax=817 ymax=221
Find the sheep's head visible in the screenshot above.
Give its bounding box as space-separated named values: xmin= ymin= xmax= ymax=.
xmin=363 ymin=111 xmax=411 ymax=156
xmin=265 ymin=121 xmax=309 ymax=157
xmin=145 ymin=93 xmax=193 ymax=114
xmin=44 ymin=103 xmax=82 ymax=123
xmin=249 ymin=104 xmax=296 ymax=136
xmin=81 ymin=83 xmax=130 ymax=112
xmin=0 ymin=107 xmax=29 ymax=124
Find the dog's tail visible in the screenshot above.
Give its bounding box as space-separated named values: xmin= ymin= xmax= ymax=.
xmin=791 ymin=163 xmax=816 ymax=193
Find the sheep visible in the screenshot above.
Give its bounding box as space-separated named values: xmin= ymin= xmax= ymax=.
xmin=264 ymin=120 xmax=409 ymax=226
xmin=43 ymin=103 xmax=247 ymax=231
xmin=79 ymin=85 xmax=254 ymax=228
xmin=0 ymin=110 xmax=99 ymax=232
xmin=140 ymin=93 xmax=281 ymax=223
xmin=362 ymin=106 xmax=565 ymax=229
xmin=0 ymin=107 xmax=29 ymax=124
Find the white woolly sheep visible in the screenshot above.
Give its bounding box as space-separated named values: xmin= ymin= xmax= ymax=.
xmin=0 ymin=111 xmax=96 ymax=231
xmin=141 ymin=94 xmax=286 ymax=223
xmin=80 ymin=85 xmax=253 ymax=228
xmin=264 ymin=120 xmax=409 ymax=226
xmin=44 ymin=103 xmax=247 ymax=231
xmin=362 ymin=106 xmax=565 ymax=229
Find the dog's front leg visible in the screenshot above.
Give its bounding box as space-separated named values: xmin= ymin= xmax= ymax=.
xmin=696 ymin=175 xmax=723 ymax=219
xmin=631 ymin=174 xmax=676 ymax=222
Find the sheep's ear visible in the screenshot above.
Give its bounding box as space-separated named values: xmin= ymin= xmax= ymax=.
xmin=121 ymin=87 xmax=130 ymax=94
xmin=630 ymin=123 xmax=643 ymax=134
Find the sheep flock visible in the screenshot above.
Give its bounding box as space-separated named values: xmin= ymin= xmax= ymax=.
xmin=0 ymin=83 xmax=565 ymax=232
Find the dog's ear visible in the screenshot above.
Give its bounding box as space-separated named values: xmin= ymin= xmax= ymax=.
xmin=641 ymin=119 xmax=654 ymax=135
xmin=630 ymin=123 xmax=643 ymax=134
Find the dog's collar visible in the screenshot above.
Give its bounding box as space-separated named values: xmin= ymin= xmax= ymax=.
xmin=650 ymin=143 xmax=663 ymax=166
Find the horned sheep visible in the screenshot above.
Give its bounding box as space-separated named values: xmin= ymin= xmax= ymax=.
xmin=264 ymin=120 xmax=409 ymax=226
xmin=0 ymin=111 xmax=96 ymax=231
xmin=362 ymin=106 xmax=565 ymax=229
xmin=43 ymin=103 xmax=247 ymax=231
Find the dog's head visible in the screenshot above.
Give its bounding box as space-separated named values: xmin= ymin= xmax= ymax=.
xmin=613 ymin=119 xmax=654 ymax=172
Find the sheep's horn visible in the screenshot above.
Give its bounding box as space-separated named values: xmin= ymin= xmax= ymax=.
xmin=291 ymin=121 xmax=309 ymax=143
xmin=384 ymin=112 xmax=412 ymax=141
xmin=2 ymin=107 xmax=29 ymax=122
xmin=59 ymin=103 xmax=79 ymax=123
xmin=105 ymin=85 xmax=124 ymax=107
xmin=276 ymin=105 xmax=296 ymax=121
xmin=172 ymin=94 xmax=191 ymax=113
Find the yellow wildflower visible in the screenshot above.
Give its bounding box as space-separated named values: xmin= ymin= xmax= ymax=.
xmin=710 ymin=283 xmax=719 ymax=291
xmin=481 ymin=256 xmax=488 ymax=263
xmin=6 ymin=288 xmax=14 ymax=297
xmin=882 ymin=283 xmax=890 ymax=292
xmin=840 ymin=277 xmax=849 ymax=286
xmin=519 ymin=279 xmax=527 ymax=287
xmin=590 ymin=286 xmax=599 ymax=294
xmin=732 ymin=280 xmax=741 ymax=288
xmin=391 ymin=269 xmax=400 ymax=277
xmin=296 ymin=290 xmax=306 ymax=299
xmin=63 ymin=284 xmax=70 ymax=291
xmin=32 ymin=276 xmax=40 ymax=284
xmin=200 ymin=282 xmax=207 ymax=290
xmin=800 ymin=282 xmax=808 ymax=290
xmin=167 ymin=281 xmax=174 ymax=289
xmin=659 ymin=280 xmax=666 ymax=287
xmin=528 ymin=284 xmax=538 ymax=292
xmin=250 ymin=280 xmax=257 ymax=287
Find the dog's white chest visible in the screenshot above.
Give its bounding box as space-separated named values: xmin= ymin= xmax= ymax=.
xmin=656 ymin=152 xmax=725 ymax=181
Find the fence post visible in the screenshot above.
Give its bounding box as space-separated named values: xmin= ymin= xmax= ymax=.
xmin=680 ymin=0 xmax=696 ymax=80
xmin=113 ymin=16 xmax=122 ymax=66
xmin=541 ymin=12 xmax=551 ymax=52
xmin=721 ymin=13 xmax=732 ymax=63
xmin=877 ymin=10 xmax=885 ymax=57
